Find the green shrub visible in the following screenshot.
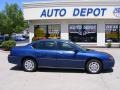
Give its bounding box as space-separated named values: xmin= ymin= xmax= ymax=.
xmin=1 ymin=40 xmax=16 ymax=50
xmin=107 ymin=42 xmax=112 ymax=48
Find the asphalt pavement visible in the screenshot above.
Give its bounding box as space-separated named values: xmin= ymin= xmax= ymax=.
xmin=0 ymin=48 xmax=120 ymax=90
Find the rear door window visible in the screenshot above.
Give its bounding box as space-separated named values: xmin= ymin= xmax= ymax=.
xmin=32 ymin=41 xmax=56 ymax=50
xmin=32 ymin=41 xmax=44 ymax=49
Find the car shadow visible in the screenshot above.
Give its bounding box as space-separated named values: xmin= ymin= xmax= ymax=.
xmin=101 ymin=69 xmax=113 ymax=73
xmin=10 ymin=65 xmax=23 ymax=71
xmin=10 ymin=65 xmax=113 ymax=74
xmin=10 ymin=65 xmax=85 ymax=73
xmin=37 ymin=68 xmax=85 ymax=73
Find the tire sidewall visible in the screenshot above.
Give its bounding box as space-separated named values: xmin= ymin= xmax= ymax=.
xmin=23 ymin=58 xmax=37 ymax=72
xmin=86 ymin=59 xmax=102 ymax=74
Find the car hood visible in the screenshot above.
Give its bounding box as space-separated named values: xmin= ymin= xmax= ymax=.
xmin=85 ymin=49 xmax=112 ymax=57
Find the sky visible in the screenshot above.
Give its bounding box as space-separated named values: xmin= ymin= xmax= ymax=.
xmin=0 ymin=0 xmax=51 ymax=11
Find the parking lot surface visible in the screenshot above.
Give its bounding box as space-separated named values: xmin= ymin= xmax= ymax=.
xmin=0 ymin=48 xmax=120 ymax=90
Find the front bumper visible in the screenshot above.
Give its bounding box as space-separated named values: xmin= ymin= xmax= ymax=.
xmin=103 ymin=60 xmax=115 ymax=70
xmin=8 ymin=55 xmax=21 ymax=66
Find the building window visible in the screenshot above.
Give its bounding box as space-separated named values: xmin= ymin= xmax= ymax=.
xmin=105 ymin=24 xmax=120 ymax=42
xmin=48 ymin=24 xmax=61 ymax=39
xmin=69 ymin=24 xmax=97 ymax=42
xmin=34 ymin=24 xmax=60 ymax=40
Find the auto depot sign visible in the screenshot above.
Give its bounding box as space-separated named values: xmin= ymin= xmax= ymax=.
xmin=24 ymin=6 xmax=120 ymax=20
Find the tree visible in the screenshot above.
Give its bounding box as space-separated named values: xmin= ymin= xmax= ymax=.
xmin=0 ymin=3 xmax=28 ymax=37
xmin=0 ymin=12 xmax=6 ymax=35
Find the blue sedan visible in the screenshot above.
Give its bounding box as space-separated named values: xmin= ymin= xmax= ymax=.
xmin=8 ymin=39 xmax=115 ymax=74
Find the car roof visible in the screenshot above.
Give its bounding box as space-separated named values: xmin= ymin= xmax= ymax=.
xmin=34 ymin=39 xmax=70 ymax=43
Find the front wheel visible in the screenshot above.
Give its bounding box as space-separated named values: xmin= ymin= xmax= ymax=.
xmin=86 ymin=59 xmax=102 ymax=74
xmin=23 ymin=58 xmax=37 ymax=72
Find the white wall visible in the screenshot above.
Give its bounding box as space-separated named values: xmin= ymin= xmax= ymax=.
xmin=24 ymin=0 xmax=120 ymax=8
xmin=29 ymin=22 xmax=34 ymax=43
xmin=97 ymin=22 xmax=105 ymax=46
xmin=61 ymin=22 xmax=69 ymax=40
xmin=24 ymin=6 xmax=120 ymax=20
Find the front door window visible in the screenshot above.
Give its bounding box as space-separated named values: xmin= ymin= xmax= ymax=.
xmin=57 ymin=42 xmax=74 ymax=51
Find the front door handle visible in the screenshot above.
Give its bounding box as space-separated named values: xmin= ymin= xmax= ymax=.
xmin=58 ymin=52 xmax=63 ymax=54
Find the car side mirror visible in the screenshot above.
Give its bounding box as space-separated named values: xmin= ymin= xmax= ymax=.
xmin=74 ymin=49 xmax=79 ymax=54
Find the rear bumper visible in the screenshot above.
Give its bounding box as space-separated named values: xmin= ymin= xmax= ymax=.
xmin=8 ymin=55 xmax=21 ymax=66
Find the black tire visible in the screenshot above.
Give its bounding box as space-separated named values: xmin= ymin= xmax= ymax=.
xmin=86 ymin=59 xmax=102 ymax=74
xmin=23 ymin=58 xmax=37 ymax=72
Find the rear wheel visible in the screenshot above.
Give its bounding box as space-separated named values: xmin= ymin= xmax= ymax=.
xmin=23 ymin=58 xmax=37 ymax=72
xmin=86 ymin=59 xmax=102 ymax=74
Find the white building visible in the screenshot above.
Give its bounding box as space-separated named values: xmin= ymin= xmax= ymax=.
xmin=23 ymin=0 xmax=120 ymax=47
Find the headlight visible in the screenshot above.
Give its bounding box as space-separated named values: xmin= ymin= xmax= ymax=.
xmin=109 ymin=56 xmax=114 ymax=61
